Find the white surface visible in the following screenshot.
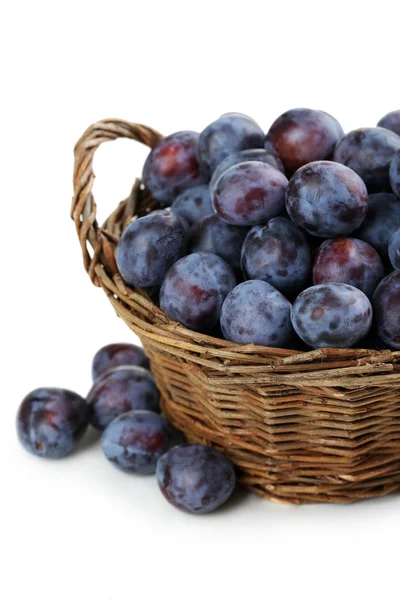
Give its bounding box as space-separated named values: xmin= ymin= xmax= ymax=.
xmin=2 ymin=2 xmax=400 ymax=599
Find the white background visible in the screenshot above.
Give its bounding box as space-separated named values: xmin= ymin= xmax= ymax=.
xmin=2 ymin=2 xmax=400 ymax=599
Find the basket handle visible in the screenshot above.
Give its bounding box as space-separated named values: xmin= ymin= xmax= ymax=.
xmin=72 ymin=118 xmax=163 ymax=285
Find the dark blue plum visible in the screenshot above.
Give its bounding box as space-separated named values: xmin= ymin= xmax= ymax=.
xmin=116 ymin=211 xmax=187 ymax=288
xmin=377 ymin=110 xmax=400 ymax=136
xmin=159 ymin=253 xmax=236 ymax=332
xmin=188 ymin=214 xmax=249 ymax=271
xmin=241 ymin=217 xmax=312 ymax=297
xmin=333 ymin=127 xmax=400 ymax=192
xmin=198 ymin=113 xmax=264 ymax=172
xmin=285 ymin=161 xmax=368 ymax=237
xmin=356 ymin=193 xmax=400 ymax=259
xmin=389 ymin=229 xmax=400 ymax=270
xmin=148 ymin=208 xmax=190 ymax=232
xmin=373 ymin=270 xmax=400 ymax=348
xmin=87 ymin=366 xmax=160 ymax=430
xmin=92 ymin=343 xmax=150 ymax=381
xmin=101 ymin=410 xmax=183 ymax=474
xmin=210 ymin=148 xmax=285 ymax=191
xmin=156 ymin=444 xmax=236 ymax=514
xmin=212 ymin=161 xmax=288 ymax=226
xmin=142 ymin=131 xmax=208 ymax=203
xmin=390 ymin=149 xmax=400 ymax=197
xmin=265 ymin=108 xmax=344 ymax=175
xmin=17 ymin=388 xmax=89 ymax=458
xmin=171 ymin=185 xmax=213 ymax=225
xmin=291 ymin=283 xmax=373 ymax=349
xmin=220 ymin=280 xmax=293 ymax=347
xmin=313 ymin=238 xmax=384 ymax=298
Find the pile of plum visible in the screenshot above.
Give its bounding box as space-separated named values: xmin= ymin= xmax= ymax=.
xmin=116 ymin=109 xmax=400 ymax=350
xmin=16 ymin=343 xmax=236 ymax=514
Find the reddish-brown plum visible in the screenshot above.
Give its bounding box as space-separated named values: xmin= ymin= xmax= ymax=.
xmin=212 ymin=161 xmax=288 ymax=226
xmin=333 ymin=127 xmax=400 ymax=192
xmin=377 ymin=110 xmax=400 ymax=136
xmin=159 ymin=253 xmax=236 ymax=332
xmin=198 ymin=113 xmax=264 ymax=172
xmin=142 ymin=131 xmax=208 ymax=203
xmin=188 ymin=214 xmax=249 ymax=271
xmin=116 ymin=211 xmax=187 ymax=288
xmin=373 ymin=270 xmax=400 ymax=348
xmin=92 ymin=343 xmax=150 ymax=380
xmin=355 ymin=193 xmax=400 ymax=259
xmin=291 ymin=283 xmax=373 ymax=349
xmin=265 ymin=108 xmax=344 ymax=175
xmin=241 ymin=217 xmax=312 ymax=297
xmin=220 ymin=280 xmax=293 ymax=347
xmin=313 ymin=238 xmax=384 ymax=298
xmin=87 ymin=366 xmax=160 ymax=430
xmin=285 ymin=161 xmax=368 ymax=237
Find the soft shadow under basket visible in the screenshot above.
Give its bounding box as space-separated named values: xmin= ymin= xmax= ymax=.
xmin=72 ymin=118 xmax=400 ymax=504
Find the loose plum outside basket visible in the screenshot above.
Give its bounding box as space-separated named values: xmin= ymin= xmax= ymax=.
xmin=72 ymin=118 xmax=400 ymax=504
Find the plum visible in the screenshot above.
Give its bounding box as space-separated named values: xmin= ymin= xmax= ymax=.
xmin=313 ymin=238 xmax=384 ymax=298
xmin=373 ymin=270 xmax=400 ymax=348
xmin=291 ymin=283 xmax=373 ymax=349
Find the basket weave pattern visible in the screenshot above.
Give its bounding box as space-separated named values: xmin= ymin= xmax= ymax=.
xmin=72 ymin=119 xmax=400 ymax=504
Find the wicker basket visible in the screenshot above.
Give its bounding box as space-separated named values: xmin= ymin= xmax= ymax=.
xmin=72 ymin=118 xmax=400 ymax=504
